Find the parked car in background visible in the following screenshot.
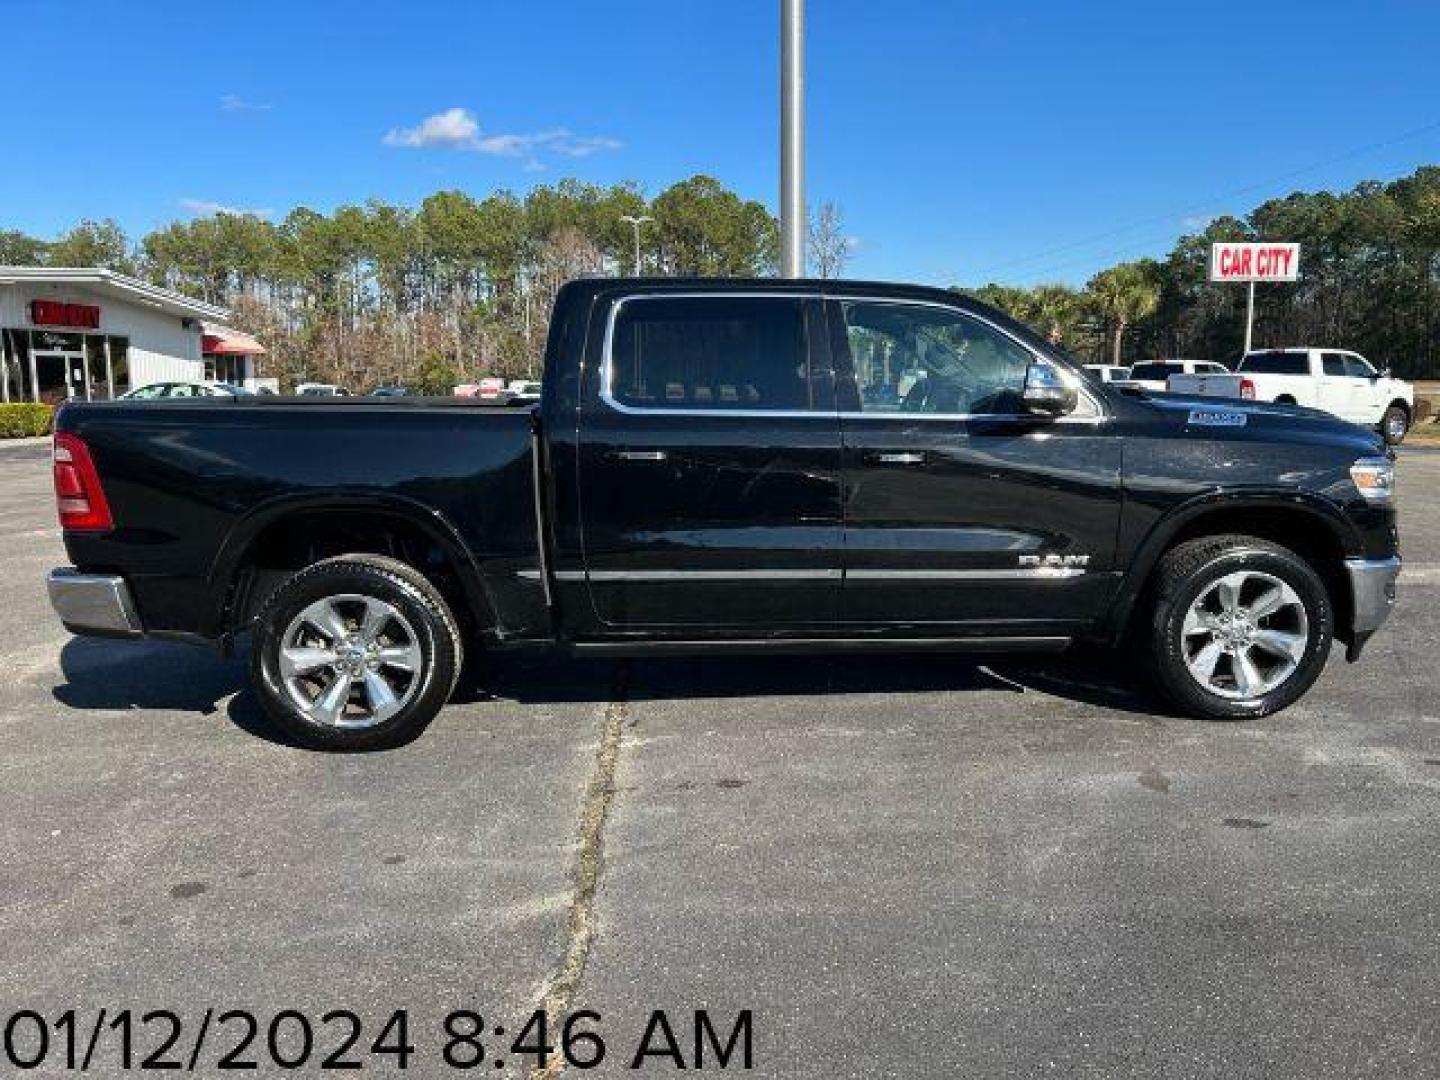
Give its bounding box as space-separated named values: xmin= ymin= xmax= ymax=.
xmin=119 ymin=381 xmax=254 ymax=399
xmin=369 ymin=385 xmax=414 ymax=398
xmin=295 ymin=383 xmax=350 ymax=397
xmin=477 ymin=377 xmax=507 ymax=402
xmin=1114 ymin=360 xmax=1231 ymax=392
xmin=1235 ymin=348 xmax=1414 ymax=444
xmin=507 ymin=379 xmax=542 ymax=405
xmin=1084 ymin=364 xmax=1130 ymax=384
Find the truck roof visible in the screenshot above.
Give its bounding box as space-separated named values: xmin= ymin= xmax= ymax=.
xmin=1245 ymin=346 xmax=1358 ymax=355
xmin=554 ymin=276 xmax=1054 ymax=352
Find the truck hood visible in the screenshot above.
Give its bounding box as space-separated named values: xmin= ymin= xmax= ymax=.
xmin=1130 ymin=392 xmax=1386 ymax=453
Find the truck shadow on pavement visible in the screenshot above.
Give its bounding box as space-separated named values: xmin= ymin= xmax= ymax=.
xmin=458 ymin=645 xmax=1175 ymax=719
xmin=51 ymin=637 xmax=1175 ymax=749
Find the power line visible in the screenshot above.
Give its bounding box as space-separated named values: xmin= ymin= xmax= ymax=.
xmin=967 ymin=118 xmax=1440 ymax=281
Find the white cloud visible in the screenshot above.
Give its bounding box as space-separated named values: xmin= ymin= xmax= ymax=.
xmin=220 ymin=93 xmax=272 ymax=112
xmin=383 ymin=108 xmax=621 ymax=164
xmin=384 ymin=107 xmax=482 ymax=149
xmin=179 ymin=198 xmax=273 ymax=218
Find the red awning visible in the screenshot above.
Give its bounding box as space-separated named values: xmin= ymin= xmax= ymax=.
xmin=202 ymin=328 xmax=266 ymax=356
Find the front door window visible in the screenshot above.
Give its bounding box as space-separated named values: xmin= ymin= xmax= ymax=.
xmin=841 ymin=301 xmax=1035 ymax=416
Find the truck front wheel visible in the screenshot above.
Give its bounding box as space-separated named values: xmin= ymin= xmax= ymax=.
xmin=1146 ymin=535 xmax=1332 ymax=721
xmin=1380 ymin=404 xmax=1409 ymax=445
xmin=251 ymin=555 xmax=463 ymax=750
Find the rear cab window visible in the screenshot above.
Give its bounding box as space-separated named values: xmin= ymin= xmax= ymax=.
xmin=1239 ymin=351 xmax=1310 ymax=375
xmin=1128 ymin=362 xmax=1183 ymax=381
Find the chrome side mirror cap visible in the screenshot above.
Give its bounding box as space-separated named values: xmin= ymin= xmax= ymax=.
xmin=1022 ymin=361 xmax=1078 ymax=417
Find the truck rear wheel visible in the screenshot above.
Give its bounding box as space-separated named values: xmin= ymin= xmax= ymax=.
xmin=251 ymin=555 xmax=462 ymax=750
xmin=1145 ymin=535 xmax=1332 ymax=721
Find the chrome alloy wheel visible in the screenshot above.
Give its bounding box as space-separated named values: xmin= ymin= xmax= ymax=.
xmin=1386 ymin=409 xmax=1408 ymax=442
xmin=1180 ymin=570 xmax=1310 ymax=700
xmin=278 ymin=593 xmax=423 ymax=728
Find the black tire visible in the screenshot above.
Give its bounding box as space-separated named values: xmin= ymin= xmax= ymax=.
xmin=1145 ymin=535 xmax=1332 ymax=721
xmin=1274 ymin=395 xmax=1297 ymax=406
xmin=250 ymin=555 xmax=462 ymax=750
xmin=1380 ymin=404 xmax=1409 ymax=446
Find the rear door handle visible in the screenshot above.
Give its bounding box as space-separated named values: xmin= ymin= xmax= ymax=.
xmin=868 ymin=451 xmax=926 ymax=465
xmin=612 ymin=450 xmax=669 ymax=462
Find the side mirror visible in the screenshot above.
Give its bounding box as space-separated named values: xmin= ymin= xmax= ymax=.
xmin=1022 ymin=360 xmax=1078 ymax=417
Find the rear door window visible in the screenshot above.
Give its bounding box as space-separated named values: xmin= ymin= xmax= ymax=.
xmin=608 ymin=295 xmax=818 ymax=412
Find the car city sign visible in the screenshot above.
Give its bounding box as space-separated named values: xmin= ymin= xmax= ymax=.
xmin=1208 ymin=242 xmax=1300 ymax=283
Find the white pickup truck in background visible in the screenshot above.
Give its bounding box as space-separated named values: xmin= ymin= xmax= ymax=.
xmin=1166 ymin=347 xmax=1414 ymax=444
xmin=1115 ymin=359 xmax=1231 ymax=392
xmin=1238 ymin=349 xmax=1412 ymax=443
xmin=1166 ymin=369 xmax=1255 ymax=401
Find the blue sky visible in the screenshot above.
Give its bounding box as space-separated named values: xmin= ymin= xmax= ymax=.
xmin=3 ymin=0 xmax=1437 ymax=285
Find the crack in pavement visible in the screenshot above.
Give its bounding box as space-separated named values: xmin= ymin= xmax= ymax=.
xmin=529 ymin=661 xmax=629 ymax=1080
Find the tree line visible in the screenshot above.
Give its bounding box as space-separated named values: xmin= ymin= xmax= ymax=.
xmin=0 ymin=176 xmax=779 ymax=392
xmin=2 ymin=164 xmax=1437 ymax=387
xmin=969 ymin=165 xmax=1440 ymax=378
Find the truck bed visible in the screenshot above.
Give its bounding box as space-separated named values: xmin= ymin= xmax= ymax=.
xmin=55 ymin=398 xmax=542 ymax=641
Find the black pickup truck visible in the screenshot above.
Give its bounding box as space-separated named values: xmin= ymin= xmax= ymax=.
xmin=47 ymin=278 xmax=1400 ymax=748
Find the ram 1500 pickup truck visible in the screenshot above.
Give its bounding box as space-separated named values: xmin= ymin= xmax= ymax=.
xmin=46 ymin=278 xmax=1401 ymax=749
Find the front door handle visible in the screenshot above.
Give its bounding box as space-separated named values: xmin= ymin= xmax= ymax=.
xmin=612 ymin=450 xmax=669 ymax=462
xmin=868 ymin=451 xmax=926 ymax=465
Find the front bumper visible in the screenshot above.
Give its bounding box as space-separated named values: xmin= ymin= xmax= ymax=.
xmin=47 ymin=568 xmax=143 ymax=638
xmin=1343 ymin=555 xmax=1400 ymax=659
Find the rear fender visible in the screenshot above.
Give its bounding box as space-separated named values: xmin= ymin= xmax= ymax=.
xmin=208 ymin=491 xmax=496 ymax=639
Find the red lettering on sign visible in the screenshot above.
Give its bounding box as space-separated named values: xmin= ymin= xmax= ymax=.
xmin=30 ymin=300 xmax=101 ymax=329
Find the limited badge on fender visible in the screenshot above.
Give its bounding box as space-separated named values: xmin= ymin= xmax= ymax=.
xmin=1187 ymin=409 xmax=1248 ymax=427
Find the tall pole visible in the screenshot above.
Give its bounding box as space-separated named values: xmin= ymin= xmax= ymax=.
xmin=1244 ymin=280 xmax=1256 ymax=354
xmin=620 ymin=214 xmax=653 ymax=275
xmin=780 ymin=0 xmax=805 ymax=277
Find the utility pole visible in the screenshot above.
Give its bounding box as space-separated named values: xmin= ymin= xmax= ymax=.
xmin=620 ymin=214 xmax=653 ymax=275
xmin=780 ymin=0 xmax=805 ymax=277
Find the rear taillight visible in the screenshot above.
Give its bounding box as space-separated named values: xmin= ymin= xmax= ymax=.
xmin=53 ymin=432 xmax=113 ymax=531
xmin=1240 ymin=378 xmax=1256 ymax=400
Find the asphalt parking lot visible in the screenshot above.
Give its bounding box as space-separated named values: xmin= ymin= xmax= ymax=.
xmin=1 ymin=437 xmax=1438 ymax=1078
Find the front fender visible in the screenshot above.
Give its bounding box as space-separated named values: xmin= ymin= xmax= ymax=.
xmin=1100 ymin=489 xmax=1363 ymax=643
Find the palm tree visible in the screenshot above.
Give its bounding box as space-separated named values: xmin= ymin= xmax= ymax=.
xmin=1088 ymin=261 xmax=1161 ymax=364
xmin=1028 ymin=283 xmax=1084 ymax=345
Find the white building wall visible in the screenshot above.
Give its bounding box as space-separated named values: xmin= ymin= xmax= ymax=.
xmin=0 ymin=281 xmax=205 ymax=390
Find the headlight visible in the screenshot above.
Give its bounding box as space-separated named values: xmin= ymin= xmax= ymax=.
xmin=1350 ymin=457 xmax=1395 ymax=504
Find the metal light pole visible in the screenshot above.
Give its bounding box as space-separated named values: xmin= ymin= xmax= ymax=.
xmin=620 ymin=214 xmax=653 ymax=275
xmin=1243 ymin=280 xmax=1257 ymax=354
xmin=780 ymin=0 xmax=805 ymax=277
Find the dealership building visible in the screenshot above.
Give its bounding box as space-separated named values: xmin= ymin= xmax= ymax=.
xmin=0 ymin=267 xmax=267 ymax=403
